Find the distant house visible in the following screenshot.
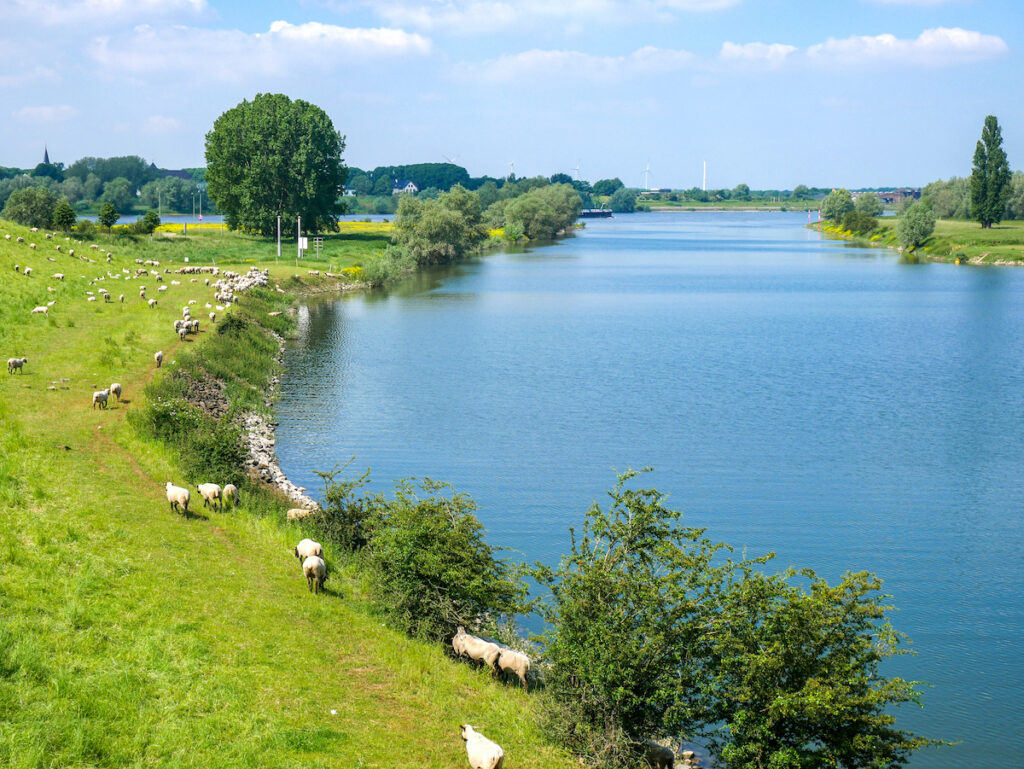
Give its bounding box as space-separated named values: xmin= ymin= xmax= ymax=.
xmin=392 ymin=179 xmax=419 ymax=195
xmin=876 ymin=188 xmax=920 ymax=205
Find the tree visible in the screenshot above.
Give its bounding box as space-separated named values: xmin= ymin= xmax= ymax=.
xmin=549 ymin=173 xmax=574 ymax=185
xmin=791 ymin=184 xmax=811 ymax=200
xmin=132 ymin=210 xmax=161 ymax=234
xmin=855 ymin=192 xmax=883 ymax=217
xmin=593 ymin=178 xmax=625 ymax=197
xmin=534 ymin=470 xmax=942 ymax=769
xmin=98 ymin=202 xmax=119 ymax=230
xmin=100 ymin=176 xmax=135 ymax=212
xmin=731 ymin=183 xmax=751 ymax=201
xmin=1 ymin=186 xmax=57 ymax=228
xmin=821 ymin=188 xmax=854 ymax=221
xmin=970 ymin=115 xmax=1012 ymax=228
xmin=1004 ymin=171 xmax=1024 ymax=220
xmin=607 ymin=187 xmax=636 ymax=213
xmin=205 ymin=93 xmax=347 ymax=236
xmin=52 ymin=197 xmax=77 ymax=231
xmin=32 ymin=162 xmax=64 ymax=182
xmin=923 ymin=177 xmax=970 ymax=219
xmin=391 ymin=186 xmax=485 ymax=266
xmin=897 ymin=201 xmax=936 ymax=252
xmin=504 ymin=183 xmax=582 ymax=240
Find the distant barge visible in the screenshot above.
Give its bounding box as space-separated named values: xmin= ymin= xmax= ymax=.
xmin=579 ymin=209 xmax=613 ymax=218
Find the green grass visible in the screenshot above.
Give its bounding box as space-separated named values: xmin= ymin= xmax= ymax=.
xmin=0 ymin=218 xmax=575 ymax=769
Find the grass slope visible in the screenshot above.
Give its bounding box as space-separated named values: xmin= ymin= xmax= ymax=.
xmin=0 ymin=221 xmax=574 ymax=769
xmin=823 ymin=217 xmax=1024 ymax=264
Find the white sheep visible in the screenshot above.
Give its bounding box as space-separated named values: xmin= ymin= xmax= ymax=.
xmin=496 ymin=648 xmax=531 ymax=693
xmin=7 ymin=357 xmax=27 ymax=374
xmin=110 ymin=382 xmax=122 ymax=402
xmin=31 ymin=306 xmax=48 ymax=315
xmin=92 ymin=389 xmax=109 ymax=409
xmin=119 ymin=294 xmax=125 ymax=303
xmin=460 ymin=725 xmax=504 ymax=769
xmin=286 ymin=508 xmax=314 ymax=521
xmin=165 ymin=482 xmax=190 ymax=514
xmin=52 ymin=273 xmax=64 ymax=280
xmin=294 ymin=538 xmax=323 ymax=562
xmin=29 ymin=243 xmax=36 ymax=249
xmin=197 ymin=483 xmax=223 ymax=511
xmin=157 ymin=286 xmax=167 ymax=292
xmin=87 ymin=296 xmax=96 ymax=302
xmin=643 ymin=740 xmax=675 ymax=769
xmin=452 ymin=626 xmax=501 ymax=672
xmin=23 ymin=267 xmax=32 ymax=276
xmin=209 ymin=312 xmax=216 ymax=323
xmin=154 ymin=350 xmax=164 ymax=368
xmin=302 ymin=555 xmax=327 ymax=594
xmin=148 ymin=298 xmax=158 ymax=308
xmin=222 ymin=483 xmax=239 ymax=507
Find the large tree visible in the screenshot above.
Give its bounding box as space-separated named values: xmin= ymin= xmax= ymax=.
xmin=970 ymin=115 xmax=1011 ymax=228
xmin=821 ymin=188 xmax=855 ymax=221
xmin=1 ymin=186 xmax=57 ymax=228
xmin=205 ymin=93 xmax=347 ymax=236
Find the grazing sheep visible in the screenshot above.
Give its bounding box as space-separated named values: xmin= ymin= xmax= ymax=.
xmin=68 ymin=248 xmax=74 ymax=256
xmin=178 ymin=328 xmax=186 ymax=342
xmin=148 ymin=298 xmax=158 ymax=308
xmin=496 ymin=648 xmax=531 ymax=693
xmin=209 ymin=312 xmax=216 ymax=323
xmin=286 ymin=508 xmax=314 ymax=521
xmin=154 ymin=350 xmax=163 ymax=368
xmin=197 ymin=483 xmax=223 ymax=511
xmin=7 ymin=357 xmax=27 ymax=374
xmin=165 ymin=482 xmax=190 ymax=514
xmin=302 ymin=555 xmax=327 ymax=594
xmin=31 ymin=306 xmax=49 ymax=315
xmin=23 ymin=267 xmax=32 ymax=276
xmin=52 ymin=273 xmax=63 ymax=280
xmin=452 ymin=626 xmax=501 ymax=672
xmin=460 ymin=725 xmax=504 ymax=769
xmin=119 ymin=294 xmax=125 ymax=303
xmin=87 ymin=296 xmax=96 ymax=302
xmin=29 ymin=243 xmax=36 ymax=249
xmin=110 ymin=382 xmax=122 ymax=402
xmin=92 ymin=389 xmax=109 ymax=409
xmin=294 ymin=538 xmax=323 ymax=562
xmin=222 ymin=483 xmax=239 ymax=507
xmin=158 ymin=286 xmax=167 ymax=292
xmin=16 ymin=236 xmax=23 ymax=243
xmin=643 ymin=741 xmax=675 ymax=769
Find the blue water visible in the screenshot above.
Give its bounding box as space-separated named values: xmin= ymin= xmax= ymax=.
xmin=275 ymin=212 xmax=1024 ymax=767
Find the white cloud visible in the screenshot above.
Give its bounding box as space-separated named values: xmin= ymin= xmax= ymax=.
xmin=88 ymin=21 xmax=431 ymax=83
xmin=461 ymin=45 xmax=694 ymax=83
xmin=372 ymin=0 xmax=739 ymax=34
xmin=807 ymin=27 xmax=1008 ymax=66
xmin=141 ymin=115 xmax=183 ymax=134
xmin=0 ymin=0 xmax=207 ymax=25
xmin=720 ymin=41 xmax=796 ymax=67
xmin=13 ymin=105 xmax=78 ymax=122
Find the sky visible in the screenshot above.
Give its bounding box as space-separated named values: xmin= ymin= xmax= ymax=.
xmin=0 ymin=0 xmax=1021 ymax=189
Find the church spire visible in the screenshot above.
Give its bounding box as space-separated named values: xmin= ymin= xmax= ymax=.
xmin=43 ymin=145 xmax=49 ymax=164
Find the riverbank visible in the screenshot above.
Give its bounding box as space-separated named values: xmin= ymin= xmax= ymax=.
xmin=817 ymin=216 xmax=1024 ymax=264
xmin=0 ymin=217 xmax=576 ymax=769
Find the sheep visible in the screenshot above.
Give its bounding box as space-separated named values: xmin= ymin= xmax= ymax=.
xmin=460 ymin=725 xmax=504 ymax=769
xmin=13 ymin=265 xmax=19 ymax=272
xmin=87 ymin=296 xmax=96 ymax=302
xmin=68 ymin=248 xmax=74 ymax=256
xmin=23 ymin=267 xmax=32 ymax=276
xmin=222 ymin=483 xmax=239 ymax=507
xmin=187 ymin=299 xmax=196 ymax=305
xmin=31 ymin=306 xmax=49 ymax=315
xmin=174 ymin=319 xmax=185 ymax=333
xmin=209 ymin=312 xmax=216 ymax=323
xmin=165 ymin=481 xmax=190 ymax=514
xmin=182 ymin=306 xmax=191 ymax=317
xmin=452 ymin=626 xmax=501 ymax=672
xmin=52 ymin=273 xmax=64 ymax=280
xmin=119 ymin=294 xmax=125 ymax=303
xmin=104 ymin=293 xmax=111 ymax=302
xmin=294 ymin=538 xmax=323 ymax=562
xmin=29 ymin=243 xmax=36 ymax=249
xmin=110 ymin=382 xmax=122 ymax=402
xmin=496 ymin=648 xmax=531 ymax=693
xmin=148 ymin=298 xmax=158 ymax=308
xmin=7 ymin=357 xmax=27 ymax=374
xmin=154 ymin=350 xmax=163 ymax=368
xmin=643 ymin=741 xmax=675 ymax=769
xmin=197 ymin=483 xmax=223 ymax=511
xmin=302 ymin=555 xmax=327 ymax=594
xmin=92 ymin=389 xmax=109 ymax=409
xmin=178 ymin=328 xmax=187 ymax=342
xmin=16 ymin=236 xmax=23 ymax=243
xmin=286 ymin=507 xmax=314 ymax=521
xmin=157 ymin=285 xmax=167 ymax=292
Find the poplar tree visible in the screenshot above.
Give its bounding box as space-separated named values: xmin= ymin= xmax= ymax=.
xmin=970 ymin=115 xmax=1011 ymax=228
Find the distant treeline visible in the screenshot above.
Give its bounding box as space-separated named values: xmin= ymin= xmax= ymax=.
xmin=0 ymin=156 xmax=212 ymax=215
xmin=921 ymin=171 xmax=1024 ymax=220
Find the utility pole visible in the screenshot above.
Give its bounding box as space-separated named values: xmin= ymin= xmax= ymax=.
xmin=296 ymin=215 xmax=301 ymax=266
xmin=276 ymin=216 xmax=281 ymax=263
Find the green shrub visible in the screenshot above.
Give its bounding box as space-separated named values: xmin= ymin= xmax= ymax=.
xmin=840 ymin=210 xmax=877 ymax=235
xmin=312 ymin=462 xmax=379 ymax=551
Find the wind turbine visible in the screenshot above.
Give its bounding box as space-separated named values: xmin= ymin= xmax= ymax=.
xmin=442 ymin=153 xmax=460 ymax=165
xmin=573 ymin=161 xmax=581 ymax=181
xmin=507 ymin=161 xmax=515 ymax=180
xmin=643 ymin=161 xmax=651 ymax=191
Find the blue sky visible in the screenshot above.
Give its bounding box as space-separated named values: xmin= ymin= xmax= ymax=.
xmin=1 ymin=0 xmax=1020 ymax=189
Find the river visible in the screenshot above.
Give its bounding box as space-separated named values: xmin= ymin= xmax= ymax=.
xmin=275 ymin=211 xmax=1024 ymax=767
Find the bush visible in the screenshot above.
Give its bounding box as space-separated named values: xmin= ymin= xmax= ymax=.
xmin=75 ymin=218 xmax=96 ymax=238
xmin=131 ymin=210 xmax=160 ymax=234
xmin=361 ymin=245 xmax=415 ymax=286
xmin=2 ymin=186 xmax=57 ymax=228
xmin=312 ymin=462 xmax=378 ymax=552
xmin=897 ymin=202 xmax=936 ymax=251
xmin=821 ymin=188 xmax=854 ymax=221
xmin=840 ymin=210 xmax=877 ymax=235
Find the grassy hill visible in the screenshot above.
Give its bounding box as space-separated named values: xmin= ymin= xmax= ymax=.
xmin=0 ymin=221 xmax=575 ymax=769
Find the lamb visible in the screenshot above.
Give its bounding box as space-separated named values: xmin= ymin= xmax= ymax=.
xmin=165 ymin=481 xmax=190 ymax=514
xmin=197 ymin=482 xmax=223 ymax=511
xmin=643 ymin=740 xmax=675 ymax=769
xmin=110 ymin=382 xmax=122 ymax=402
xmin=222 ymin=483 xmax=239 ymax=507
xmin=92 ymin=389 xmax=109 ymax=409
xmin=7 ymin=357 xmax=27 ymax=374
xmin=302 ymin=555 xmax=327 ymax=594
xmin=31 ymin=306 xmax=48 ymax=315
xmin=154 ymin=350 xmax=163 ymax=368
xmin=496 ymin=648 xmax=531 ymax=693
xmin=452 ymin=626 xmax=501 ymax=672
xmin=460 ymin=725 xmax=504 ymax=769
xmin=294 ymin=538 xmax=323 ymax=561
